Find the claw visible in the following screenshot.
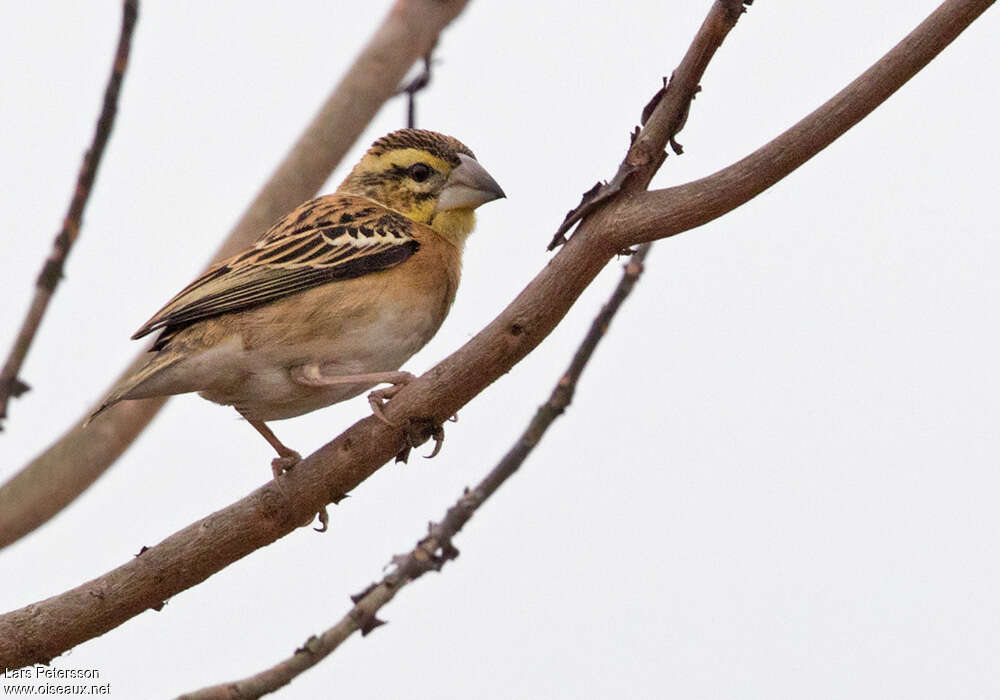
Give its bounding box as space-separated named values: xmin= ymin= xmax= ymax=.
xmin=314 ymin=506 xmax=329 ymax=533
xmin=367 ymin=375 xmax=413 ymax=427
xmin=368 ymin=390 xmax=399 ymax=427
xmin=400 ymin=419 xmax=445 ymax=459
xmin=424 ymin=426 xmax=444 ymax=459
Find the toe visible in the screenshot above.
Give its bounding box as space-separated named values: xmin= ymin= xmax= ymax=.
xmin=368 ymin=392 xmax=399 ymax=427
xmin=313 ymin=506 xmax=329 ymax=533
xmin=271 ymin=451 xmax=302 ymax=478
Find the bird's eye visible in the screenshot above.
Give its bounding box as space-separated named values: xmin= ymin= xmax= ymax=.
xmin=407 ymin=163 xmax=433 ymax=182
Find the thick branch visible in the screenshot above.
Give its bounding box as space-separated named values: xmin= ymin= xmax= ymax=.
xmin=0 ymin=0 xmax=471 ymax=551
xmin=0 ymin=0 xmax=989 ymax=669
xmin=177 ymin=247 xmax=653 ymax=700
xmin=0 ymin=0 xmax=137 ymax=428
xmin=612 ymin=0 xmax=995 ymax=248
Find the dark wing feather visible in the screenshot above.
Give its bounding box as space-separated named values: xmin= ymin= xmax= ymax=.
xmin=132 ymin=194 xmax=418 ymax=340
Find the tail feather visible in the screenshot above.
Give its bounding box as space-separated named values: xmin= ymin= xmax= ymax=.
xmin=86 ymin=352 xmax=185 ymax=425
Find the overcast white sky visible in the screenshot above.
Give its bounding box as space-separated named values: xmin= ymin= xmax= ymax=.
xmin=1 ymin=2 xmax=998 ymax=698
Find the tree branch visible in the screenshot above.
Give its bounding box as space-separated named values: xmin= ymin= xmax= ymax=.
xmin=0 ymin=0 xmax=471 ymax=551
xmin=176 ymin=246 xmax=653 ymax=700
xmin=0 ymin=0 xmax=990 ymax=669
xmin=549 ymin=0 xmax=751 ymax=249
xmin=610 ymin=0 xmax=995 ymax=248
xmin=0 ymin=0 xmax=137 ymax=429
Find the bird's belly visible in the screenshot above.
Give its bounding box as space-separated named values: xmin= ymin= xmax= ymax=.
xmin=207 ymin=372 xmax=374 ymax=421
xmin=200 ymin=302 xmax=440 ymax=421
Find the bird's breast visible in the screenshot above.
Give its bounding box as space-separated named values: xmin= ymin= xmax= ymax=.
xmin=204 ymin=242 xmax=460 ymax=420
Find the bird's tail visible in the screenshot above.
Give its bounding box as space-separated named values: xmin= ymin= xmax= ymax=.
xmin=86 ymin=351 xmax=185 ymax=425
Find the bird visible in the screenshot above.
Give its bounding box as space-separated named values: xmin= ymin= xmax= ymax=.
xmin=91 ymin=129 xmax=505 ymax=477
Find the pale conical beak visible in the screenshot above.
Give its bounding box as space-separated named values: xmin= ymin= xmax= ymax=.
xmin=435 ymin=153 xmax=506 ymax=212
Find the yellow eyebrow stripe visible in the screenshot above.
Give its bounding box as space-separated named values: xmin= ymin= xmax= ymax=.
xmin=363 ymin=148 xmax=453 ymax=174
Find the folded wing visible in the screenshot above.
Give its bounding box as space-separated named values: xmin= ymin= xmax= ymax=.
xmin=132 ymin=194 xmax=419 ymax=342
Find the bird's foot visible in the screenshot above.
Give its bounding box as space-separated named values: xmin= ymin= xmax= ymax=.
xmin=271 ymin=450 xmax=302 ymax=479
xmin=239 ymin=411 xmax=301 ymax=478
xmin=269 ymin=451 xmax=329 ymax=534
xmin=367 ymin=372 xmax=416 ymax=427
xmin=394 ymin=417 xmax=445 ymax=463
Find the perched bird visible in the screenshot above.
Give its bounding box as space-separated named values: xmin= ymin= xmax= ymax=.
xmin=92 ymin=129 xmax=504 ymax=475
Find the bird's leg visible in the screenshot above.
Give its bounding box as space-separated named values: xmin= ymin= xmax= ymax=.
xmin=238 ymin=410 xmax=329 ymax=531
xmin=238 ymin=411 xmax=302 ymax=478
xmin=290 ymin=365 xmax=415 ymax=427
xmin=290 ymin=365 xmax=449 ymax=459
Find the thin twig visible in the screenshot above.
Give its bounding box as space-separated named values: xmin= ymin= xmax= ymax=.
xmin=395 ymin=49 xmax=435 ymax=128
xmin=0 ymin=0 xmax=138 ymax=430
xmin=548 ymin=0 xmax=752 ymax=250
xmin=177 ymin=244 xmax=652 ymax=700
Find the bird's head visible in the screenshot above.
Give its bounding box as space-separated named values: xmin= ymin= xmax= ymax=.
xmin=338 ymin=129 xmax=505 ymax=247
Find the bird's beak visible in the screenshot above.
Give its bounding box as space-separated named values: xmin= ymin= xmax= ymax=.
xmin=436 ymin=153 xmax=506 ymax=212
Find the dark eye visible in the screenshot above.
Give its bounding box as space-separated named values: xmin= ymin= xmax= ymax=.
xmin=407 ymin=163 xmax=433 ymax=182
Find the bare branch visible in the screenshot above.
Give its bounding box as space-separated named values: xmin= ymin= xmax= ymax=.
xmin=0 ymin=0 xmax=138 ymax=429
xmin=177 ymin=246 xmax=653 ymax=700
xmin=611 ymin=0 xmax=995 ymax=248
xmin=0 ymin=0 xmax=471 ymax=551
xmin=395 ymin=48 xmax=436 ymax=128
xmin=548 ymin=0 xmax=751 ymax=249
xmin=0 ymin=0 xmax=990 ymax=668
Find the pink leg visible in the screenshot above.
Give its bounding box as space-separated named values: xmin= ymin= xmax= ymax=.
xmin=238 ymin=411 xmax=301 ymax=478
xmin=239 ymin=410 xmax=330 ymax=530
xmin=291 ymin=365 xmax=415 ymax=426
